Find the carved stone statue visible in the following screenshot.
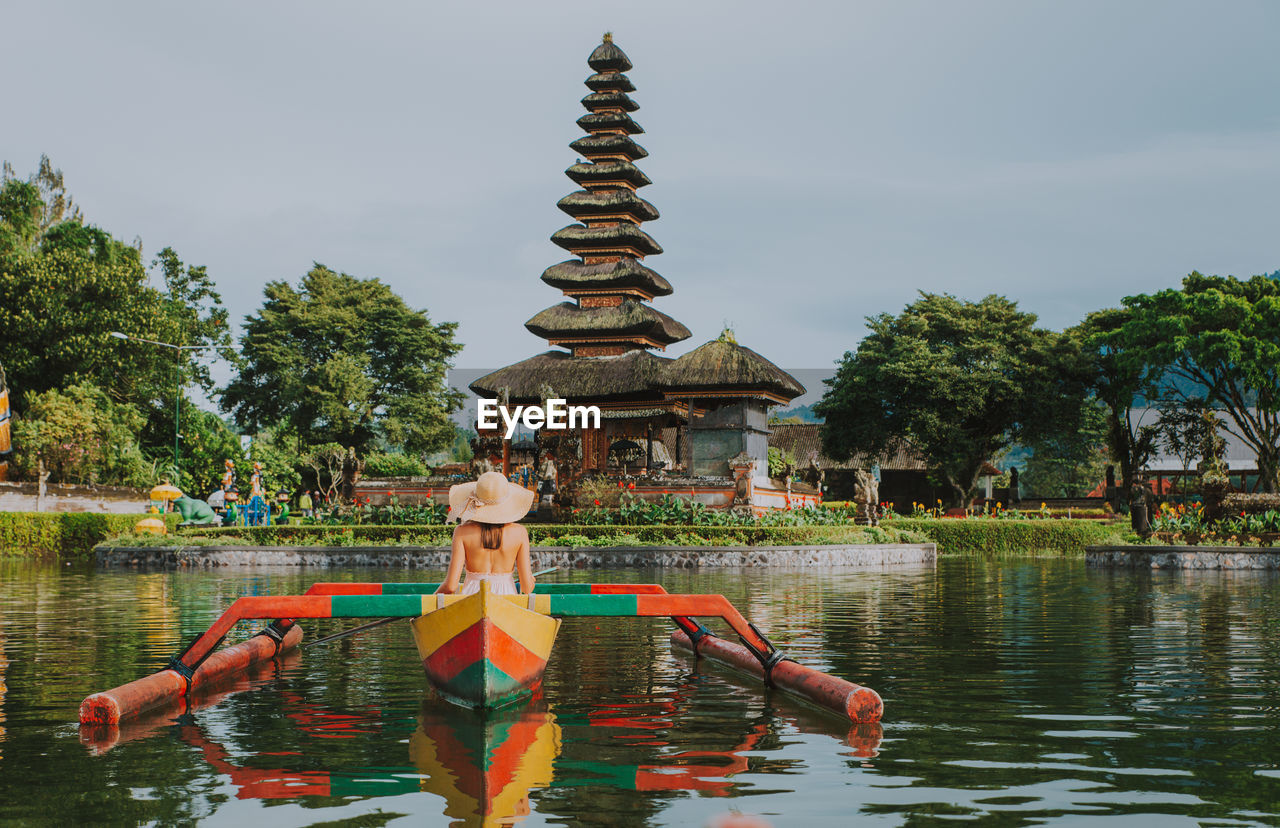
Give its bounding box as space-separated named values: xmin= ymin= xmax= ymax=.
xmin=852 ymin=469 xmax=880 ymax=526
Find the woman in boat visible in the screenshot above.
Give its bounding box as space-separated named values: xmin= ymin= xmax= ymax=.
xmin=437 ymin=470 xmax=536 ymax=596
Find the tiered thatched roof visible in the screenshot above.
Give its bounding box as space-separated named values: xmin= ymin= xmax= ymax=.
xmin=471 ymin=349 xmax=672 ymax=402
xmin=474 ymin=36 xmax=803 ymax=416
xmin=525 ymin=301 xmax=690 ymax=345
xmin=540 ymin=259 xmax=672 ymax=296
xmin=661 ymin=334 xmax=806 ymax=402
xmin=509 ymin=34 xmax=687 ymax=356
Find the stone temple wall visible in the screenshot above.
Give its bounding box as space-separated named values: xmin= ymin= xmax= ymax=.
xmin=1086 ymin=545 xmax=1280 ymax=569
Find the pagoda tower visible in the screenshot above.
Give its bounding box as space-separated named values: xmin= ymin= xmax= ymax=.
xmin=473 ymin=35 xmax=688 ymax=424
xmin=473 ymin=35 xmax=803 ymax=486
xmin=528 ymin=33 xmax=689 ymax=357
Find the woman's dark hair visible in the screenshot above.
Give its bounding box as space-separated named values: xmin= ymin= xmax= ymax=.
xmin=478 ymin=521 xmax=503 ymax=550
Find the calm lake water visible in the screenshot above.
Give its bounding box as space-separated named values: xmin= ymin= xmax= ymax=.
xmin=1 ymin=558 xmax=1279 ymax=827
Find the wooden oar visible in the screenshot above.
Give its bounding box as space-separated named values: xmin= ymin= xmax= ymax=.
xmin=305 ymin=567 xmax=560 ymax=648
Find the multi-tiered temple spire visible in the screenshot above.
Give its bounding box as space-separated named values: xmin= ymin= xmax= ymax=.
xmin=526 ymin=34 xmax=690 ymax=357
xmin=471 ymin=35 xmax=805 ymax=485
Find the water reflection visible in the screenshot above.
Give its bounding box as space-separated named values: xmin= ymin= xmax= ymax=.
xmin=5 ymin=560 xmax=1280 ymax=825
xmin=79 ymin=672 xmax=860 ymax=826
xmin=411 ymin=699 xmax=560 ymax=826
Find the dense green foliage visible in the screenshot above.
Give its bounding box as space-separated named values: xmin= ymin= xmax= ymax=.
xmin=0 ymin=158 xmax=231 ymax=490
xmin=1076 ymin=309 xmax=1160 ymax=494
xmin=362 ymin=451 xmax=432 ymax=477
xmin=889 ymin=517 xmax=1123 ymax=555
xmin=174 ymin=523 xmax=921 ymax=547
xmin=245 ymin=427 xmax=303 ymax=494
xmin=0 ymin=511 xmax=179 ymax=559
xmin=817 ymin=293 xmax=1090 ymax=505
xmin=1019 ymin=400 xmax=1110 ymax=497
xmin=171 ymin=407 xmax=244 ymax=495
xmin=221 ymin=264 xmax=463 ymax=457
xmin=10 ymin=382 xmax=152 ymax=486
xmin=1100 ymin=273 xmax=1280 ymax=491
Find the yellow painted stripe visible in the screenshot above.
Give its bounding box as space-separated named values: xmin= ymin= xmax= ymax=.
xmin=410 ymin=593 xmax=487 ymax=657
xmin=499 ymin=594 xmax=552 ymax=615
xmin=485 ymin=594 xmax=560 ymax=662
xmin=411 ymin=588 xmax=560 ymax=662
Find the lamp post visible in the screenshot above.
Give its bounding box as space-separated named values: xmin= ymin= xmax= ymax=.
xmin=109 ymin=331 xmax=215 ymax=485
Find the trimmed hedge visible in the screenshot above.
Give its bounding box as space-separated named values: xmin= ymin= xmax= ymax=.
xmin=889 ymin=517 xmax=1124 ymax=555
xmin=0 ymin=512 xmax=180 ymax=559
xmin=177 ymin=523 xmax=920 ymax=548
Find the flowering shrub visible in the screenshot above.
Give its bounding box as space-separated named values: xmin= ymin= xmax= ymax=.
xmin=305 ymin=496 xmax=448 ymax=526
xmin=1149 ymin=502 xmax=1209 ymax=535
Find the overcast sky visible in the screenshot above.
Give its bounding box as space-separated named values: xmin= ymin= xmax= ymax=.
xmin=6 ymin=1 xmax=1278 ymax=402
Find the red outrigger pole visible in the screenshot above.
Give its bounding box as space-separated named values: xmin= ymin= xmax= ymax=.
xmin=79 ymin=582 xmax=882 ymax=726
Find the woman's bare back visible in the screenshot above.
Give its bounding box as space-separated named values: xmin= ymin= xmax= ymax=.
xmin=455 ymin=521 xmax=528 ymax=573
xmin=438 ymin=522 xmax=534 ymax=595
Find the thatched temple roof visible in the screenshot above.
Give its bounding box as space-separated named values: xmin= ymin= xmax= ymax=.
xmin=661 ymin=335 xmax=806 ymax=401
xmin=470 ymin=349 xmax=672 ymax=402
xmin=541 ymin=259 xmax=672 ymax=296
xmin=565 ymin=161 xmax=652 ymax=188
xmin=557 ymin=189 xmax=659 ymax=222
xmin=585 ymin=71 xmax=635 ymax=93
xmin=588 ymin=36 xmax=633 ymax=72
xmin=525 ymin=301 xmax=690 ymax=344
xmin=576 ymin=111 xmax=644 ymax=135
xmin=569 ymin=133 xmax=648 ymax=161
xmin=581 ymin=91 xmax=639 ymax=112
xmin=551 ymin=223 xmax=663 ymax=256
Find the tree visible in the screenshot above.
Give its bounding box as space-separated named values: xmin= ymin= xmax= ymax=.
xmin=175 ymin=408 xmax=244 ymax=497
xmin=303 ymin=442 xmax=350 ymax=504
xmin=1020 ymin=399 xmax=1110 ymax=497
xmin=815 ymin=293 xmax=1090 ymax=506
xmin=245 ymin=426 xmax=303 ymax=495
xmin=222 ymin=264 xmax=464 ymax=460
xmin=1105 ymin=273 xmax=1280 ymax=492
xmin=10 ymin=382 xmax=152 ymax=486
xmin=0 ymin=155 xmax=80 ymax=258
xmin=1075 ymin=309 xmax=1160 ymax=495
xmin=0 ymin=161 xmax=231 ymax=426
xmin=1153 ymin=397 xmax=1212 ymax=501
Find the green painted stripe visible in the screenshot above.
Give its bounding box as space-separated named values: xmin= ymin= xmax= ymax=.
xmin=330 ymin=594 xmax=424 ymax=617
xmin=382 ymin=583 xmax=438 ymax=594
xmin=548 ymin=594 xmax=639 ymax=616
xmin=441 ymin=660 xmax=532 ymax=710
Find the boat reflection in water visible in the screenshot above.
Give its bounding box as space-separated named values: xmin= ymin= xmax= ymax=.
xmin=79 ymin=674 xmax=878 ymax=825
xmin=411 ymin=697 xmax=561 ymax=826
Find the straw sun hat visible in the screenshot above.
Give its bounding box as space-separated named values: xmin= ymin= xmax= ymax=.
xmin=448 ymin=471 xmax=535 ymax=525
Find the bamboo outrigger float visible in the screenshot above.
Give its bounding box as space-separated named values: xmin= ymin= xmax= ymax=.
xmin=79 ymin=580 xmax=882 ymax=726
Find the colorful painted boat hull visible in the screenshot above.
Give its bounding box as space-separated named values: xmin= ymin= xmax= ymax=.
xmin=410 ymin=582 xmax=561 ymax=710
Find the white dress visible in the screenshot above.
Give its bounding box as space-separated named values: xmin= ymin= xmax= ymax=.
xmin=458 ymin=571 xmax=518 ymax=596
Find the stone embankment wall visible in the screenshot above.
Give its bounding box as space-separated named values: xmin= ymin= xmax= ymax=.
xmin=1086 ymin=545 xmax=1280 ymax=569
xmin=97 ymin=543 xmax=936 ymax=569
xmin=0 ymin=481 xmax=149 ymax=514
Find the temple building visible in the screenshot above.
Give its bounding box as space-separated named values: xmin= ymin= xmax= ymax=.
xmin=465 ymin=35 xmax=811 ymax=511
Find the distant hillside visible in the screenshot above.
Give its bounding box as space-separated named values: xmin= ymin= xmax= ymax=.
xmin=770 ymin=403 xmax=822 ymax=424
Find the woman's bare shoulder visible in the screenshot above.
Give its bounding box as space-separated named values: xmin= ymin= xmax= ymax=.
xmin=453 ymin=522 xmax=480 ymax=536
xmin=505 ymin=522 xmax=529 ymax=539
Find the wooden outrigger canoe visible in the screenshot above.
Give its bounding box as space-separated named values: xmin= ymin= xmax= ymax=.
xmin=410 ymin=582 xmax=561 ymax=710
xmin=79 ymin=580 xmax=883 ymax=727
